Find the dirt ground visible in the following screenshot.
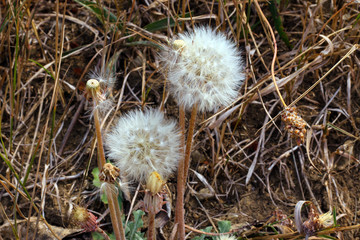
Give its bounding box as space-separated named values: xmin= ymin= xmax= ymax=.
xmin=1 ymin=0 xmax=360 ymax=239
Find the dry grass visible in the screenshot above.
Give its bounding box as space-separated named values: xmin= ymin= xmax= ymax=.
xmin=1 ymin=0 xmax=360 ymax=239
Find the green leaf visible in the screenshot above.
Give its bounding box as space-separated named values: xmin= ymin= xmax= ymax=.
xmin=318 ymin=235 xmax=338 ymax=240
xmin=333 ymin=207 xmax=337 ymax=227
xmin=124 ymin=41 xmax=163 ymax=50
xmin=28 ymin=59 xmax=55 ymax=80
xmin=101 ymin=191 xmax=108 ymax=204
xmin=144 ymin=12 xmax=192 ymax=32
xmin=352 ymin=13 xmax=360 ymax=27
xmin=92 ymin=167 xmax=101 ymax=188
xmin=191 ymin=226 xmax=212 ymax=240
xmin=74 ymin=0 xmax=122 ymax=29
xmin=0 ymin=153 xmax=32 ymax=200
xmin=91 ymin=167 xmax=108 ymax=204
xmin=22 ymin=141 xmax=39 ymax=185
xmin=91 ymin=232 xmax=115 ymax=240
xmin=218 ymin=220 xmax=231 ymax=233
xmin=117 ymin=186 xmax=123 ymax=211
xmin=269 ymin=0 xmax=292 ymax=49
xmin=126 ymin=210 xmax=146 ymax=240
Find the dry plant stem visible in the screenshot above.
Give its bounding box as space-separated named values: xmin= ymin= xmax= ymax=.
xmin=0 ymin=175 xmax=62 ymax=240
xmin=251 ymin=223 xmax=360 ymax=239
xmin=106 ymin=192 xmax=123 ymax=240
xmin=175 ymin=107 xmax=186 ymax=239
xmin=177 ymin=104 xmax=198 ymax=240
xmin=253 ymin=0 xmax=287 ymax=108
xmin=58 ymin=96 xmax=85 ymax=155
xmin=289 ymin=44 xmax=359 ymax=108
xmin=96 ymin=227 xmax=112 ymax=240
xmin=183 ymin=104 xmax=198 ymax=182
xmin=93 ymin=107 xmax=125 ymax=240
xmin=93 ymin=108 xmax=106 ymax=168
xmin=148 ymin=210 xmax=156 ymax=240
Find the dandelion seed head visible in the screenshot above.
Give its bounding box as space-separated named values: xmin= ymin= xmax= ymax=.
xmin=162 ymin=26 xmax=245 ymax=113
xmin=106 ymin=108 xmax=182 ymax=182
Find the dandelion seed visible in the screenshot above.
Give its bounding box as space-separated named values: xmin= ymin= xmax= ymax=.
xmin=161 ymin=26 xmax=245 ymax=112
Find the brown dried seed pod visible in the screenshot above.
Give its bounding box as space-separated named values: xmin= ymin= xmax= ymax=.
xmin=271 ymin=209 xmax=295 ymax=229
xmin=99 ymin=163 xmax=120 ymax=184
xmin=281 ymin=106 xmax=307 ymax=145
xmin=71 ymin=206 xmax=98 ymax=232
xmin=302 ymin=203 xmax=321 ymax=237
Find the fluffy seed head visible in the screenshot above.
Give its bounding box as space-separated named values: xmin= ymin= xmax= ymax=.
xmin=106 ymin=108 xmax=181 ymax=182
xmin=162 ymin=26 xmax=245 ymax=113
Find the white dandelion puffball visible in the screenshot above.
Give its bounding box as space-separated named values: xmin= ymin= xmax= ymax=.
xmin=105 ymin=108 xmax=181 ymax=182
xmin=162 ymin=26 xmax=245 ymax=113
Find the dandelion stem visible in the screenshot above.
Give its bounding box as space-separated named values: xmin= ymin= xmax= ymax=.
xmin=94 ymin=108 xmax=106 ymax=168
xmin=148 ymin=210 xmax=156 ymax=240
xmin=175 ymin=106 xmax=186 ymax=239
xmin=183 ymin=104 xmax=198 ymax=182
xmin=93 ymin=107 xmax=125 ymax=240
xmin=178 ymin=104 xmax=198 ymax=240
xmin=107 ymin=190 xmax=123 ymax=240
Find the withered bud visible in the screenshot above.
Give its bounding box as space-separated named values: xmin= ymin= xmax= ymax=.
xmin=146 ymin=171 xmax=165 ymax=195
xmin=71 ymin=206 xmax=98 ymax=232
xmin=302 ymin=203 xmax=321 ymax=237
xmin=99 ymin=163 xmax=120 ymax=184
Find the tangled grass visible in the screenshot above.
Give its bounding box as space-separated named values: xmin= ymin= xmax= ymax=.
xmin=0 ymin=0 xmax=360 ymax=239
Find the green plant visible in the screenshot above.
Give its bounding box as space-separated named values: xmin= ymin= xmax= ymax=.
xmin=91 ymin=210 xmax=146 ymax=240
xmin=191 ymin=221 xmax=232 ymax=240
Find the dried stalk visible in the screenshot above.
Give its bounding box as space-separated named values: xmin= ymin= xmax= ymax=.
xmin=93 ymin=107 xmax=125 ymax=240
xmin=175 ymin=106 xmax=186 ymax=239
xmin=148 ymin=210 xmax=156 ymax=240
